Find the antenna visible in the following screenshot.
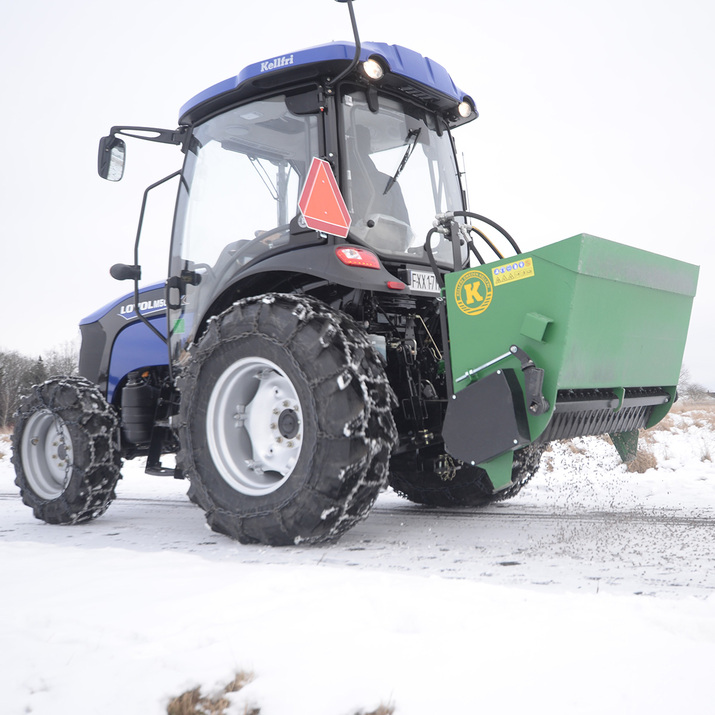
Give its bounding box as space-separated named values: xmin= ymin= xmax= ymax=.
xmin=329 ymin=0 xmax=361 ymax=87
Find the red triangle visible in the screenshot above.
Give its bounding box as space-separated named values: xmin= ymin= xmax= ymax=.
xmin=298 ymin=157 xmax=352 ymax=238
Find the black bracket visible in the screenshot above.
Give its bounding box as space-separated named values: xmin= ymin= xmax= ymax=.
xmin=509 ymin=345 xmax=550 ymax=416
xmin=456 ymin=344 xmax=550 ymax=416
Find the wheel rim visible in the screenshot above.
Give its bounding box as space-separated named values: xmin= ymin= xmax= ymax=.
xmin=206 ymin=356 xmax=304 ymax=495
xmin=20 ymin=410 xmax=73 ymax=500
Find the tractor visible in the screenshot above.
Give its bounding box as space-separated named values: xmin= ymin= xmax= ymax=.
xmin=12 ymin=0 xmax=698 ymax=545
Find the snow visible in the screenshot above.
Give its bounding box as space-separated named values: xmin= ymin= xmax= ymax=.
xmin=2 ymin=406 xmax=715 ymax=715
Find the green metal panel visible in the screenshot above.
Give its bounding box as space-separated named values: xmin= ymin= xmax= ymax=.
xmin=444 ymin=233 xmax=699 ymax=445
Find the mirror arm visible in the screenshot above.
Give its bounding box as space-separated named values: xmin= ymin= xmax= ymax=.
xmin=109 ymin=125 xmax=187 ymax=146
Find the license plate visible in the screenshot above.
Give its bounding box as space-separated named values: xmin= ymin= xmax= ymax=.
xmin=408 ymin=270 xmax=440 ymax=294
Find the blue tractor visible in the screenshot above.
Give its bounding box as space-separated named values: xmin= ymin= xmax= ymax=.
xmin=11 ymin=1 xmax=697 ymax=545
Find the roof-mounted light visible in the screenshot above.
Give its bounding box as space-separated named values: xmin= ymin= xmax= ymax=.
xmin=362 ymin=58 xmax=385 ymax=81
xmin=457 ymin=100 xmax=473 ymax=119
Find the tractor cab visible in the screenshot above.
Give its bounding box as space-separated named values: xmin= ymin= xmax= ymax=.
xmin=99 ymin=41 xmax=479 ymax=361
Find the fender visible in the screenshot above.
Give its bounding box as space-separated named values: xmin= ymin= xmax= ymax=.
xmin=233 ymin=242 xmax=405 ymax=293
xmin=185 ymin=241 xmax=412 ymax=346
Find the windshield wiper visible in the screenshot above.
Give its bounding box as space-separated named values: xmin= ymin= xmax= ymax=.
xmin=384 ymin=128 xmax=421 ymax=195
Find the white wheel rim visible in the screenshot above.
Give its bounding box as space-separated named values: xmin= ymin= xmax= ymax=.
xmin=206 ymin=356 xmax=304 ymax=495
xmin=20 ymin=410 xmax=73 ymax=500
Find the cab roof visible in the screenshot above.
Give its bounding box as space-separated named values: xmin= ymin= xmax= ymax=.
xmin=179 ymin=41 xmax=476 ymax=127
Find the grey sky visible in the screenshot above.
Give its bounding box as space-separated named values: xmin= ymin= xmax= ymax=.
xmin=2 ymin=0 xmax=713 ymax=387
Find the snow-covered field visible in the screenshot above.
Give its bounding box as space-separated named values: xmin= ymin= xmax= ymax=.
xmin=2 ymin=403 xmax=715 ymax=715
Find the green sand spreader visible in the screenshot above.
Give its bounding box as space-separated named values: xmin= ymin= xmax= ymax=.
xmin=442 ymin=232 xmax=699 ymax=490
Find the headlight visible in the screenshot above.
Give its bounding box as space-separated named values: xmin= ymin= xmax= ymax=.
xmin=457 ymin=101 xmax=473 ymax=119
xmin=362 ymin=58 xmax=385 ymax=81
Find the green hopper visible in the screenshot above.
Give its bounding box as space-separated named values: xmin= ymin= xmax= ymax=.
xmin=442 ymin=233 xmax=699 ymax=490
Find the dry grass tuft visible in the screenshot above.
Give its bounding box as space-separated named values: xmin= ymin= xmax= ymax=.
xmin=167 ymin=687 xmax=203 ymax=715
xmin=626 ymin=449 xmax=658 ymax=473
xmin=358 ymin=704 xmax=396 ymax=715
xmin=692 ymin=411 xmax=715 ymax=432
xmin=661 ymin=401 xmax=715 ymax=433
xmin=167 ymin=673 xmax=395 ymax=715
xmin=670 ymin=399 xmax=715 ymax=415
xmin=563 ymin=440 xmax=589 ymax=456
xmin=222 ymin=672 xmax=255 ymax=694
xmin=167 ymin=672 xmax=259 ymax=715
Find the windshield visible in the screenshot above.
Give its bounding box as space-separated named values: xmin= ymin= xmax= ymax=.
xmin=341 ymin=91 xmax=467 ymax=267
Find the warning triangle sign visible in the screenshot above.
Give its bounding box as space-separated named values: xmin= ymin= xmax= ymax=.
xmin=298 ymin=157 xmax=352 ymax=238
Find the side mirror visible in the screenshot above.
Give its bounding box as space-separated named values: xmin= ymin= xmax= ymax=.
xmin=98 ymin=135 xmax=126 ymax=181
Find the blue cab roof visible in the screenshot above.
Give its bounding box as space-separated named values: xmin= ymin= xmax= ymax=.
xmin=179 ymin=41 xmax=474 ymax=124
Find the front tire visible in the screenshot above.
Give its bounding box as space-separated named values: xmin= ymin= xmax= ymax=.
xmin=176 ymin=294 xmax=397 ymax=546
xmin=11 ymin=376 xmax=122 ymax=524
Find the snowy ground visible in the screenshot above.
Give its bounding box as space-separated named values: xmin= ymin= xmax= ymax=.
xmin=2 ymin=404 xmax=715 ymax=715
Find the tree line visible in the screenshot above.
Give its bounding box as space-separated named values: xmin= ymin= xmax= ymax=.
xmin=0 ymin=343 xmax=710 ymax=431
xmin=0 ymin=344 xmax=78 ymax=428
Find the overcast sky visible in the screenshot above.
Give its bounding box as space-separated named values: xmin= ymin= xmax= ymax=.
xmin=2 ymin=0 xmax=713 ymax=388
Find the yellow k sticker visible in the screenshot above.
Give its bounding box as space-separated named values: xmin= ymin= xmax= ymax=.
xmin=454 ymin=269 xmax=494 ymax=315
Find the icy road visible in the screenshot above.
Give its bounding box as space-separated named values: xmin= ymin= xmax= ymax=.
xmin=2 ymin=407 xmax=715 ymax=715
xmin=2 ymin=471 xmax=714 ymax=599
xmin=3 ymin=423 xmax=715 ymax=599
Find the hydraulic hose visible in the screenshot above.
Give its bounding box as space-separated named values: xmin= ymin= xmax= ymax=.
xmin=467 ymin=238 xmax=485 ymax=265
xmin=424 ymin=227 xmax=446 ymax=288
xmin=469 ymin=226 xmax=503 ymax=261
xmin=449 ymin=211 xmax=521 ymax=255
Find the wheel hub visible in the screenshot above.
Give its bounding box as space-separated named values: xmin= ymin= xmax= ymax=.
xmin=278 ymin=408 xmax=299 ymax=439
xmin=20 ymin=410 xmax=73 ymax=500
xmin=206 ymin=356 xmax=304 ymax=496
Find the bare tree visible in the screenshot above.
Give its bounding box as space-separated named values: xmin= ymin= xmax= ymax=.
xmin=45 ymin=340 xmax=79 ymax=377
xmin=0 ymin=342 xmax=79 ymax=428
xmin=678 ymin=366 xmax=709 ymax=402
xmin=0 ymin=351 xmax=39 ymax=427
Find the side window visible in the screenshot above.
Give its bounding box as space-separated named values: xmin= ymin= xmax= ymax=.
xmin=180 ymin=96 xmax=319 ymax=267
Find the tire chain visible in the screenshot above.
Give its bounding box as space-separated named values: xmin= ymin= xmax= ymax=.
xmin=389 ymin=442 xmax=545 ymax=507
xmin=487 ymin=443 xmax=545 ymax=502
xmin=177 ymin=293 xmax=398 ymax=544
xmin=12 ymin=375 xmax=123 ymax=524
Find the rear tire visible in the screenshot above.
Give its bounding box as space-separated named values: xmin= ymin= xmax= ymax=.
xmin=11 ymin=376 xmax=122 ymax=524
xmin=176 ymin=294 xmax=397 ymax=546
xmin=388 ymin=444 xmax=544 ymax=507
